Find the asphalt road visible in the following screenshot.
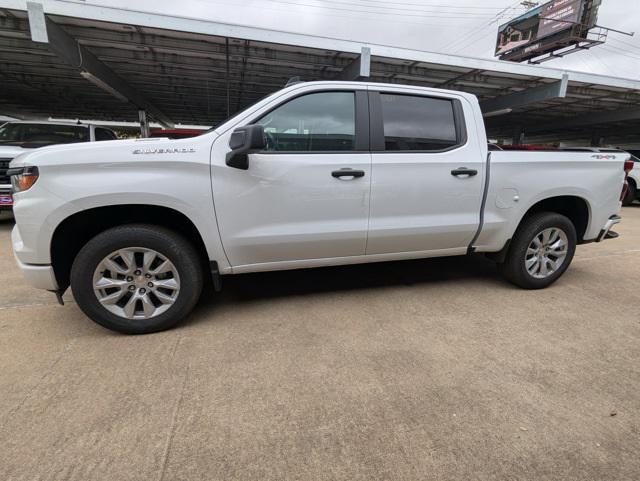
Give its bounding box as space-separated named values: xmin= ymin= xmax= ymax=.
xmin=1 ymin=208 xmax=639 ymax=481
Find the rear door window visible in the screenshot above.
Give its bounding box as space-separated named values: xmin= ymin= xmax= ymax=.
xmin=379 ymin=94 xmax=460 ymax=152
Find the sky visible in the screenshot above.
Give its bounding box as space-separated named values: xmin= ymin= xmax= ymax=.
xmin=84 ymin=0 xmax=639 ymax=78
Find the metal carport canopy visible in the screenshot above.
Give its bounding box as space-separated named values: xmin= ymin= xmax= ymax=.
xmin=1 ymin=0 xmax=640 ymax=143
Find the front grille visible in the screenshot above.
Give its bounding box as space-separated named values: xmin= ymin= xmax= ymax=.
xmin=0 ymin=158 xmax=13 ymax=185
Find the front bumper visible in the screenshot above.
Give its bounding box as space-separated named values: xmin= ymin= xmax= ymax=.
xmin=12 ymin=225 xmax=58 ymax=290
xmin=597 ymin=214 xmax=622 ymax=242
xmin=14 ymin=257 xmax=59 ymax=291
xmin=0 ymin=188 xmax=12 ymax=210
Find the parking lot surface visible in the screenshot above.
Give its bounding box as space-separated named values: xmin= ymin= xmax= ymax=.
xmin=1 ymin=208 xmax=639 ymax=481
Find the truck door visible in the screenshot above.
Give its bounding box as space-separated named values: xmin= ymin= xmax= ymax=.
xmin=367 ymin=90 xmax=484 ymax=255
xmin=211 ymin=89 xmax=372 ymax=267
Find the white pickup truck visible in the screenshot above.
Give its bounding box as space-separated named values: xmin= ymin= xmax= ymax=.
xmin=9 ymin=81 xmax=630 ymax=333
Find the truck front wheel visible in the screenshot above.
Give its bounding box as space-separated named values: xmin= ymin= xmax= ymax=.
xmin=70 ymin=224 xmax=204 ymax=334
xmin=498 ymin=212 xmax=577 ymax=289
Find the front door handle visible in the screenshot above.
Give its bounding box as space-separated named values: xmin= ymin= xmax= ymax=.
xmin=451 ymin=168 xmax=478 ymax=177
xmin=332 ymin=168 xmax=365 ymax=179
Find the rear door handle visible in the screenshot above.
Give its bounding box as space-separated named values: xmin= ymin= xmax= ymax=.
xmin=332 ymin=169 xmax=365 ymax=179
xmin=451 ymin=168 xmax=478 ymax=177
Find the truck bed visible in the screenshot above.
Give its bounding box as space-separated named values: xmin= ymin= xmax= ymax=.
xmin=475 ymin=151 xmax=627 ymax=252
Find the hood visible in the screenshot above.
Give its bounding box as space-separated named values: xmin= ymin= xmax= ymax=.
xmin=9 ymin=134 xmax=217 ymax=168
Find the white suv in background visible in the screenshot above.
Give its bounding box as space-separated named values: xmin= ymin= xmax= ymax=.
xmin=0 ymin=121 xmax=117 ymax=209
xmin=625 ymin=154 xmax=640 ymax=206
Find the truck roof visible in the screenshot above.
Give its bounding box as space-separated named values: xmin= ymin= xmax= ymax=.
xmin=279 ymin=80 xmax=479 ymax=103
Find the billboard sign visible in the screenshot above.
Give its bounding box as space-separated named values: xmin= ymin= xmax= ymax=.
xmin=495 ymin=0 xmax=599 ymax=62
xmin=537 ymin=0 xmax=583 ymax=39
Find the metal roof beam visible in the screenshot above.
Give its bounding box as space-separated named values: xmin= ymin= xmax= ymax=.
xmin=86 ymin=49 xmax=343 ymax=81
xmin=5 ymin=0 xmax=640 ymax=91
xmin=26 ymin=2 xmax=174 ymax=127
xmin=336 ymin=46 xmax=370 ymax=81
xmin=58 ymin=27 xmax=355 ymax=69
xmin=512 ymin=92 xmax=640 ymax=116
xmin=371 ymin=62 xmax=542 ymax=92
xmin=480 ymin=74 xmax=569 ymax=114
xmin=506 ymin=126 xmax=640 ymax=144
xmin=0 ymin=107 xmax=38 ymax=119
xmin=438 ymin=69 xmax=481 ymax=89
xmin=523 ymin=107 xmax=640 ymax=134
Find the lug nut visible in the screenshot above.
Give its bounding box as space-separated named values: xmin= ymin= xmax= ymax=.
xmin=139 ymin=288 xmax=146 ymax=294
xmin=126 ymin=276 xmax=133 ymax=282
xmin=145 ymin=274 xmax=151 ymax=279
xmin=128 ymin=285 xmax=135 ymax=291
xmin=147 ymin=282 xmax=154 ymax=288
xmin=134 ymin=270 xmax=142 ymax=276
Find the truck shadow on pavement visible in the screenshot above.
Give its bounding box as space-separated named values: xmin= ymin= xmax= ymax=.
xmin=200 ymin=254 xmax=504 ymax=307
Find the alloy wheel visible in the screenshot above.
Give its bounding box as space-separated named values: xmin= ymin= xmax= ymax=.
xmin=92 ymin=247 xmax=180 ymax=320
xmin=524 ymin=227 xmax=569 ymax=279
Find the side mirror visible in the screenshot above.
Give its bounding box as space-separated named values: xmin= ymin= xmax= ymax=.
xmin=225 ymin=124 xmax=266 ymax=170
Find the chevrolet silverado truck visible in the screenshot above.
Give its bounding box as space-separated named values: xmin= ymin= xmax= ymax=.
xmin=0 ymin=120 xmax=117 ymax=210
xmin=9 ymin=81 xmax=630 ymax=334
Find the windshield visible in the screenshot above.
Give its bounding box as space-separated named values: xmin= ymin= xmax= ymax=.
xmin=0 ymin=123 xmax=90 ymax=144
xmin=205 ymin=88 xmax=286 ymax=133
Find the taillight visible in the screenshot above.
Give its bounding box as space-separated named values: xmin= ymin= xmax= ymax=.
xmin=621 ymin=158 xmax=634 ymax=201
xmin=624 ymin=159 xmax=634 ymax=174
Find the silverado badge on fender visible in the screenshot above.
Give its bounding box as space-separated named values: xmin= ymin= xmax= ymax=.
xmin=133 ymin=147 xmax=196 ymax=154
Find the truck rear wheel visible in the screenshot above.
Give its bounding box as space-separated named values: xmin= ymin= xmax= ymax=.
xmin=70 ymin=224 xmax=203 ymax=334
xmin=498 ymin=212 xmax=576 ymax=289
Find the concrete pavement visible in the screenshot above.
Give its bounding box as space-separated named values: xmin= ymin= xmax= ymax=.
xmin=1 ymin=208 xmax=639 ymax=481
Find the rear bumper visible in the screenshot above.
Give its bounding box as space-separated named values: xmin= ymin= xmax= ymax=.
xmin=597 ymin=214 xmax=621 ymax=242
xmin=12 ymin=225 xmax=58 ymax=290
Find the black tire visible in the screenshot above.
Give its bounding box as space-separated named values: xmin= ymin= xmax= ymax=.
xmin=498 ymin=212 xmax=577 ymax=289
xmin=70 ymin=224 xmax=204 ymax=334
xmin=622 ymin=181 xmax=636 ymax=206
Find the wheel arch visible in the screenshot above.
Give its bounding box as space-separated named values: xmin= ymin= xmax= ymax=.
xmin=51 ymin=204 xmax=211 ymax=290
xmin=517 ymin=195 xmax=591 ymax=244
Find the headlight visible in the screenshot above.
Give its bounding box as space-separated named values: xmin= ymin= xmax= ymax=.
xmin=8 ymin=166 xmax=39 ymax=193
